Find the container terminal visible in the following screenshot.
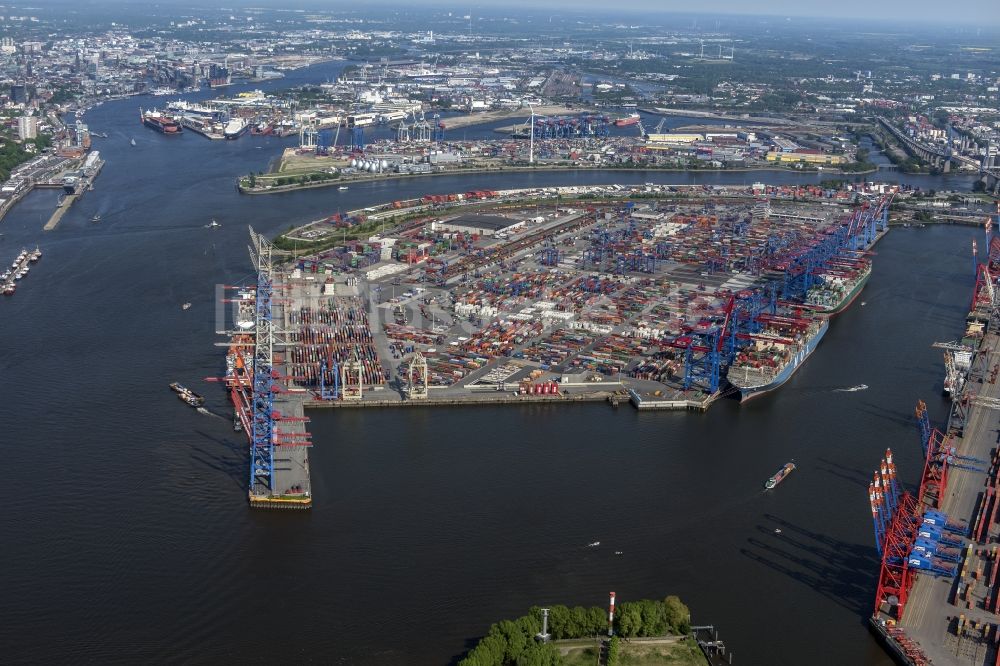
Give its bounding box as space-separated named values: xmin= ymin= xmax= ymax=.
xmin=219 ymin=183 xmax=892 ymax=508
xmin=868 ymin=214 xmax=1000 ymax=665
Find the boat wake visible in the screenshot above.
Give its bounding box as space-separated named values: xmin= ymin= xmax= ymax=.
xmin=196 ymin=407 xmax=225 ymax=419
xmin=834 ymin=384 xmax=868 ymax=393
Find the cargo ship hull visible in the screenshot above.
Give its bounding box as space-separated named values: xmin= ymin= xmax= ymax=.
xmin=142 ymin=114 xmax=183 ymax=134
xmin=728 ymin=319 xmax=829 ymax=401
xmin=807 ymin=269 xmax=871 ymax=316
xmin=614 ymin=114 xmax=640 ymax=127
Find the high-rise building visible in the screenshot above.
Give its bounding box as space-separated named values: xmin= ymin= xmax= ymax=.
xmin=10 ymin=82 xmax=27 ymax=104
xmin=18 ymin=115 xmax=37 ymax=140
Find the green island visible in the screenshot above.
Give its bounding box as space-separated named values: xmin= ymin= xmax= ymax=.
xmin=458 ymin=596 xmax=707 ymax=666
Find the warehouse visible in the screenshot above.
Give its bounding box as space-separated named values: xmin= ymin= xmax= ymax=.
xmin=431 ymin=214 xmax=525 ymax=237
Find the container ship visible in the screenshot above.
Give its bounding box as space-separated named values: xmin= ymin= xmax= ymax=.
xmin=765 ymin=462 xmax=796 ymax=489
xmin=614 ymin=112 xmax=641 ymax=127
xmin=726 ymin=315 xmax=829 ymax=401
xmin=140 ymin=108 xmax=182 ymax=134
xmin=804 ymin=261 xmax=872 ymax=315
xmin=169 ymin=382 xmax=205 ymax=407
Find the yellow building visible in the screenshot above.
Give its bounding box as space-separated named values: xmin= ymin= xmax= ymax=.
xmin=766 ymin=151 xmax=847 ymax=165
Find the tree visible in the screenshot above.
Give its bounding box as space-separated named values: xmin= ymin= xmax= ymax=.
xmin=639 ymin=599 xmax=667 ymax=636
xmin=569 ymin=606 xmax=590 ymax=637
xmin=607 ymin=636 xmax=621 ymax=666
xmin=615 ymin=602 xmax=642 ymax=638
xmin=248 ymin=172 xmax=256 ymax=188
xmin=514 ymin=642 xmax=559 ymax=666
xmin=663 ymin=596 xmax=691 ymax=634
xmin=490 ymin=620 xmax=528 ymax=663
xmin=587 ymin=606 xmax=607 ymax=636
xmin=547 ymin=605 xmax=571 ymax=639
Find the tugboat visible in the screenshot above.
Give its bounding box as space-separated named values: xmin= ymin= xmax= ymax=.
xmin=169 ymin=382 xmax=205 ymax=407
xmin=765 ymin=462 xmax=796 ymax=490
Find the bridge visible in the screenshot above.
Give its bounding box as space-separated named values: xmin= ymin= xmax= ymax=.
xmin=876 ymin=117 xmax=1000 ymax=194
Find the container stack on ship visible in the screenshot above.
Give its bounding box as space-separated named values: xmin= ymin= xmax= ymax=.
xmin=726 ymin=315 xmax=829 ymax=401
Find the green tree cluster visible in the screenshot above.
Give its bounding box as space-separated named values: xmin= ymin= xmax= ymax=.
xmin=458 ymin=597 xmax=691 ymax=666
xmin=459 ymin=611 xmax=560 ymax=666
xmin=607 ymin=636 xmax=620 ymax=666
xmin=0 ymin=133 xmax=49 ymax=181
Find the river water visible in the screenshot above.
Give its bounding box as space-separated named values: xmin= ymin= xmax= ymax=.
xmin=0 ymin=61 xmax=985 ymax=664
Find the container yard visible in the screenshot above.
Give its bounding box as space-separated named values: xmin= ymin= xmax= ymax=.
xmin=222 ymin=185 xmax=892 ymax=508
xmin=265 ymin=184 xmax=893 ymax=411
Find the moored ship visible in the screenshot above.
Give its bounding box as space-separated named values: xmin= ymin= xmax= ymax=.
xmin=726 ymin=315 xmax=829 ymax=401
xmin=223 ymin=117 xmax=249 ymax=140
xmin=614 ymin=112 xmax=641 ymax=127
xmin=765 ymin=462 xmax=796 ymax=489
xmin=140 ymin=108 xmax=183 ymax=134
xmin=804 ymin=261 xmax=872 ymax=315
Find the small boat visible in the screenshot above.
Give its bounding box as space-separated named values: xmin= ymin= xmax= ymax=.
xmin=169 ymin=382 xmax=205 ymax=407
xmin=91 ymin=214 xmax=101 ymax=223
xmin=774 ymin=529 xmax=782 ymax=535
xmin=182 ymin=302 xmax=192 ymax=310
xmin=587 ymin=541 xmax=600 ymax=547
xmin=338 ymin=186 xmax=349 ymax=191
xmin=29 ymin=247 xmax=41 ymax=261
xmin=614 ymin=551 xmax=623 ymax=556
xmin=130 ymin=138 xmax=137 ymax=146
xmin=765 ymin=462 xmax=796 ymax=490
xmin=861 ymin=301 xmax=867 ymax=306
xmin=2 ymin=284 xmax=14 ymax=295
xmin=206 ymin=220 xmax=221 ymax=229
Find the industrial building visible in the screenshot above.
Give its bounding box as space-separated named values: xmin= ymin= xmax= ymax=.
xmin=766 ymin=150 xmax=847 ymax=165
xmin=431 ymin=214 xmax=525 ymax=236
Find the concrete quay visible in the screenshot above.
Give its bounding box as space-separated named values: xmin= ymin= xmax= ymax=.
xmin=897 ymin=324 xmax=1000 ymax=664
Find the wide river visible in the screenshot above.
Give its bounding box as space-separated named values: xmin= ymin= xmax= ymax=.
xmin=0 ymin=61 xmax=986 ymax=664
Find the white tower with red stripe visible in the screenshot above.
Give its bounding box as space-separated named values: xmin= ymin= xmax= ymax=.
xmin=608 ymin=591 xmax=616 ymax=637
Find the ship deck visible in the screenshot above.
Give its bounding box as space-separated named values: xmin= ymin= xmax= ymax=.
xmin=897 ymin=324 xmax=1000 ymax=664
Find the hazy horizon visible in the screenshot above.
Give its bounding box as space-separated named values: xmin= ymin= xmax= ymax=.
xmin=213 ymin=0 xmax=1000 ymax=28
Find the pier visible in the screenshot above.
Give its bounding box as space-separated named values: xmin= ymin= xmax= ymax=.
xmin=43 ymin=193 xmax=77 ymax=231
xmin=41 ymin=153 xmax=104 ymax=231
xmin=870 ymin=254 xmax=1000 ymax=664
xmin=891 ymin=326 xmax=1000 ymax=664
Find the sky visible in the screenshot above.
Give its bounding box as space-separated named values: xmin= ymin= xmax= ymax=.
xmin=62 ymin=0 xmax=1000 ymax=29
